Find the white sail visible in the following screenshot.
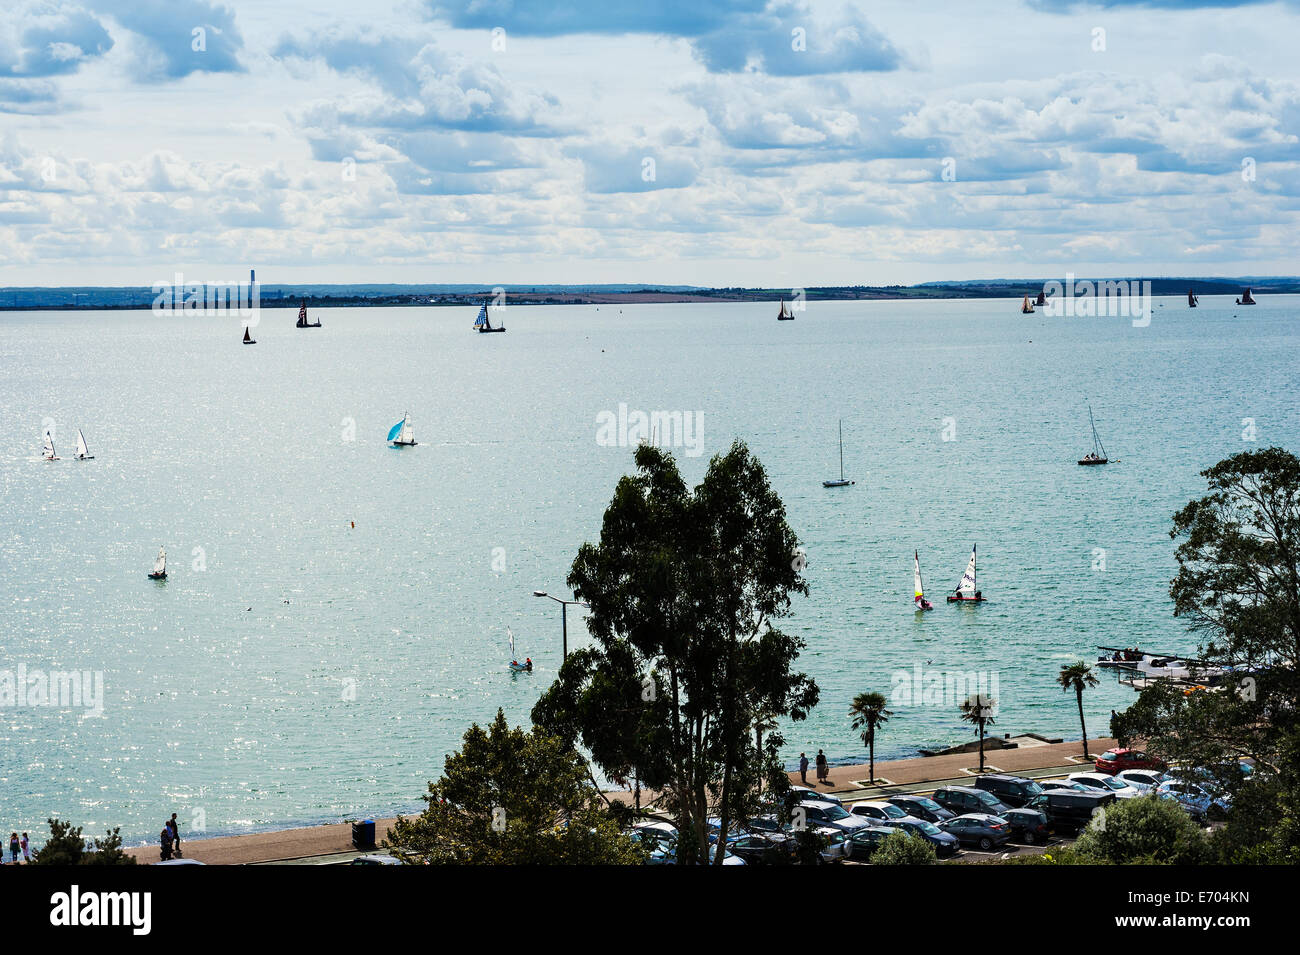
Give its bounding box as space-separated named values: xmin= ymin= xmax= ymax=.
xmin=957 ymin=545 xmax=978 ymax=596
xmin=43 ymin=429 xmax=57 ymax=459
xmin=153 ymin=548 xmax=167 ymax=575
xmin=914 ymin=551 xmax=924 ymax=601
xmin=508 ymin=627 xmax=516 ymax=660
xmin=76 ymin=428 xmax=90 ymax=458
xmin=399 ymin=413 xmax=413 ymax=444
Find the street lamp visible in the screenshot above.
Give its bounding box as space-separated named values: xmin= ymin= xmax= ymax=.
xmin=532 ymin=590 xmax=588 ymax=661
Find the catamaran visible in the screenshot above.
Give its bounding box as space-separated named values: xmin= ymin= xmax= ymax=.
xmin=42 ymin=429 xmax=59 ymax=461
xmin=913 ymin=551 xmax=933 ymax=611
xmin=508 ymin=628 xmax=532 ymax=672
xmin=1188 ymin=289 xmax=1199 ymax=307
xmin=296 ymin=300 xmax=321 ymax=328
xmin=946 ymin=544 xmax=986 ymax=602
xmin=75 ymin=428 xmax=94 ymax=460
xmin=777 ymin=299 xmax=794 ymax=321
xmin=473 ymin=301 xmax=506 ymax=333
xmin=148 ymin=547 xmax=167 ymax=580
xmin=388 ymin=413 xmax=416 ymax=447
xmin=1020 ymin=295 xmax=1035 ymax=314
xmin=242 ymin=326 xmax=256 ymax=344
xmin=1078 ymin=403 xmax=1109 ymax=465
xmin=822 ymin=419 xmax=854 ymax=487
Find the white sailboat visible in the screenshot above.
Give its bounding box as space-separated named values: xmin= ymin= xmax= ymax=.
xmin=914 ymin=551 xmax=933 ymax=611
xmin=42 ymin=429 xmax=59 ymax=461
xmin=388 ymin=413 xmax=416 ymax=447
xmin=148 ymin=547 xmax=167 ymax=580
xmin=1078 ymin=403 xmax=1109 ymax=465
xmin=822 ymin=419 xmax=854 ymax=487
xmin=75 ymin=428 xmax=94 ymax=460
xmin=508 ymin=627 xmax=532 ymax=672
xmin=946 ymin=544 xmax=986 ymax=602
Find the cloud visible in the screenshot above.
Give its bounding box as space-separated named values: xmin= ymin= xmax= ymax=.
xmin=0 ymin=4 xmax=113 ymax=78
xmin=91 ymin=0 xmax=244 ymax=79
xmin=424 ymin=0 xmax=768 ymax=38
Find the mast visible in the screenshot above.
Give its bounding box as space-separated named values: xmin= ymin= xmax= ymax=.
xmin=1088 ymin=404 xmax=1107 ymax=458
xmin=838 ymin=419 xmax=844 ymax=481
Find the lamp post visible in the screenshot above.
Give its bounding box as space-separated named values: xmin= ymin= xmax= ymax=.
xmin=532 ymin=591 xmax=588 ymax=661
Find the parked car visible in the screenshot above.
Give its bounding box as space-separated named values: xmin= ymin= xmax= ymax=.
xmin=939 ymin=813 xmax=1012 ymax=850
xmin=1000 ymin=807 xmax=1050 ymax=844
xmin=1156 ymin=780 xmax=1230 ymax=822
xmin=1094 ymin=747 xmax=1165 ymax=775
xmin=887 ymin=794 xmax=954 ymax=823
xmin=347 ymin=854 xmax=400 ymax=865
xmin=932 ymin=785 xmax=1014 ymax=817
xmin=849 ymin=800 xmax=922 ymax=827
xmin=743 ymin=813 xmax=787 ymax=835
xmin=789 ymin=785 xmax=843 ymax=807
xmin=893 ymin=818 xmax=960 ymax=856
xmin=846 ymin=825 xmax=897 ymax=860
xmin=973 ymin=773 xmax=1044 ymax=808
xmin=1039 ymin=779 xmax=1090 ymax=793
xmin=810 ymin=826 xmax=852 ymax=863
xmin=1024 ymin=790 xmax=1115 ymax=834
xmin=1069 ymin=772 xmax=1145 ymax=799
xmin=726 ymin=832 xmax=798 ymax=865
xmin=798 ymin=800 xmax=873 ymax=833
xmin=1115 ymin=769 xmax=1170 ymax=792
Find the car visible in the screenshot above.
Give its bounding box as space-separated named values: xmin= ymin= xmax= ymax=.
xmin=629 ymin=821 xmax=678 ymax=864
xmin=789 ymin=785 xmax=843 ymax=807
xmin=1000 ymin=807 xmax=1050 ymax=844
xmin=932 ymin=785 xmax=1014 ymax=818
xmin=155 ymin=858 xmax=206 ymax=865
xmin=1038 ymin=779 xmax=1090 ymax=793
xmin=848 ymin=800 xmax=923 ymax=827
xmin=347 ymin=854 xmax=400 ymax=865
xmin=939 ymin=813 xmax=1012 ymax=850
xmin=797 ymin=799 xmax=873 ymax=832
xmin=1068 ymin=772 xmax=1145 ymax=799
xmin=892 ymin=818 xmax=961 ymax=856
xmin=1115 ymin=769 xmax=1170 ymax=792
xmin=1156 ymin=780 xmax=1229 ymax=822
xmin=804 ymin=825 xmax=852 ymax=863
xmin=846 ymin=825 xmax=896 ymax=860
xmin=743 ymin=813 xmax=788 ymax=835
xmin=972 ymin=773 xmax=1044 ymax=808
xmin=1024 ymin=790 xmax=1115 ymax=834
xmin=726 ymin=832 xmax=798 ymax=865
xmin=1094 ymin=747 xmax=1166 ymax=775
xmin=887 ymin=794 xmax=954 ymax=823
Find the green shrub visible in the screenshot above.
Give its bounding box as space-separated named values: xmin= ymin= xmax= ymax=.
xmin=871 ymin=829 xmax=937 ymax=865
xmin=1072 ymin=795 xmax=1210 ymax=865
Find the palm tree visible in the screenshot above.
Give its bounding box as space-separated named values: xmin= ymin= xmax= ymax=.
xmin=848 ymin=692 xmax=892 ymax=783
xmin=959 ymin=694 xmax=997 ymax=772
xmin=1057 ymin=661 xmax=1100 ymax=759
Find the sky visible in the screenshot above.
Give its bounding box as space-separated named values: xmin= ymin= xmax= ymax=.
xmin=1 ymin=0 xmax=1298 ymax=287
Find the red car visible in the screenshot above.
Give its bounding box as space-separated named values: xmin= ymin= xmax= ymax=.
xmin=1094 ymin=748 xmax=1165 ymax=775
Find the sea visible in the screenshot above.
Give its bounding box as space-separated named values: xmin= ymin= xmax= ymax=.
xmin=1 ymin=295 xmax=1296 ymax=844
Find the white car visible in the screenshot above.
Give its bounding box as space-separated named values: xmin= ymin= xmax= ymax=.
xmin=797 ymin=799 xmax=873 ymax=832
xmin=789 ymin=785 xmax=843 ymax=807
xmin=849 ymin=800 xmax=924 ymax=828
xmin=1115 ymin=769 xmax=1170 ymax=792
xmin=812 ymin=826 xmax=851 ymax=863
xmin=1069 ymin=772 xmax=1144 ymax=799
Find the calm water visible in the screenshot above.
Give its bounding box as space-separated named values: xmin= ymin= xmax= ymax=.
xmin=2 ymin=296 xmax=1297 ymax=843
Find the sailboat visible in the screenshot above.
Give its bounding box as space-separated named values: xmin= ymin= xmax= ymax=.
xmin=1235 ymin=288 xmax=1257 ymax=305
xmin=777 ymin=299 xmax=795 ymax=321
xmin=1188 ymin=289 xmax=1199 ymax=307
xmin=1078 ymin=403 xmax=1109 ymax=465
xmin=296 ymin=300 xmax=321 ymax=328
xmin=1020 ymin=295 xmax=1035 ymax=314
xmin=946 ymin=544 xmax=986 ymax=602
xmin=1035 ymin=290 xmax=1047 ymax=307
xmin=388 ymin=413 xmax=416 ymax=447
xmin=148 ymin=547 xmax=167 ymax=580
xmin=42 ymin=429 xmax=59 ymax=461
xmin=913 ymin=551 xmax=933 ymax=611
xmin=473 ymin=301 xmax=506 ymax=333
xmin=75 ymin=428 xmax=94 ymax=460
xmin=822 ymin=419 xmax=854 ymax=487
xmin=507 ymin=628 xmax=532 ymax=672
xmin=242 ymin=325 xmax=256 ymax=344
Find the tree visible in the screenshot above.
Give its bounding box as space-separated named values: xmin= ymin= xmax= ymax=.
xmin=1057 ymin=661 xmax=1099 ymax=759
xmin=384 ymin=709 xmax=642 ymax=865
xmin=871 ymin=829 xmax=937 ymax=865
xmin=1073 ymin=795 xmax=1210 ymax=865
xmin=848 ymin=691 xmax=892 ymax=783
xmin=959 ymin=694 xmax=997 ymax=771
xmin=31 ymin=819 xmax=135 ymax=865
xmin=532 ymin=442 xmax=819 ymax=864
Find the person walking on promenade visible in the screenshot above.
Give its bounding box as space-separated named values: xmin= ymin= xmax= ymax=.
xmin=169 ymin=813 xmax=182 ymax=857
xmin=160 ymin=821 xmax=174 ymax=861
xmin=21 ymin=832 xmax=29 ymax=863
xmin=815 ymin=750 xmax=828 ymax=784
xmin=799 ymin=752 xmax=809 ymax=785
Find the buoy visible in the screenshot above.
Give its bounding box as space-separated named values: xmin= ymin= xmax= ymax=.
xmin=350 ymin=521 xmax=355 ymax=529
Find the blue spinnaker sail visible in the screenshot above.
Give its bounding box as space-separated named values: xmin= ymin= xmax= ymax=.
xmin=473 ymin=304 xmax=487 ymax=327
xmin=387 ymin=420 xmax=404 ymax=441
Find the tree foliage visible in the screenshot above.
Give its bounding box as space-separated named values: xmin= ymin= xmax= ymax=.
xmin=871 ymin=829 xmax=937 ymax=865
xmin=31 ymin=819 xmax=136 ymax=865
xmin=1072 ymin=796 xmax=1211 ymax=865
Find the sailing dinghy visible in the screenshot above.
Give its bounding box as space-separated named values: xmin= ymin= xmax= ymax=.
xmin=75 ymin=428 xmax=94 ymax=460
xmin=1078 ymin=403 xmax=1109 ymax=465
xmin=473 ymin=302 xmax=506 ymax=333
xmin=42 ymin=429 xmax=59 ymax=461
xmin=388 ymin=413 xmax=417 ymax=447
xmin=242 ymin=326 xmax=256 ymax=344
xmin=946 ymin=544 xmax=986 ymax=602
xmin=822 ymin=419 xmax=854 ymax=487
xmin=508 ymin=628 xmax=532 ymax=672
xmin=777 ymin=299 xmax=795 ymax=321
xmin=296 ymin=300 xmax=321 ymax=328
xmin=913 ymin=551 xmax=933 ymax=611
xmin=1021 ymin=295 xmax=1035 ymax=314
xmin=1035 ymin=291 xmax=1047 ymax=306
xmin=1236 ymin=288 xmax=1257 ymax=305
xmin=148 ymin=547 xmax=167 ymax=580
xmin=1188 ymin=289 xmax=1199 ymax=307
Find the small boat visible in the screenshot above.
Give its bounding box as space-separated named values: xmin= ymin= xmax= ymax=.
xmin=507 ymin=628 xmax=532 ymax=672
xmin=1020 ymin=295 xmax=1035 ymax=314
xmin=296 ymin=300 xmax=321 ymax=328
xmin=1078 ymin=403 xmax=1109 ymax=465
xmin=242 ymin=326 xmax=256 ymax=344
xmin=1188 ymin=289 xmax=1198 ymax=308
xmin=75 ymin=428 xmax=94 ymax=460
xmin=388 ymin=413 xmax=416 ymax=447
xmin=42 ymin=429 xmax=59 ymax=461
xmin=148 ymin=547 xmax=167 ymax=580
xmin=822 ymin=419 xmax=854 ymax=487
xmin=913 ymin=551 xmax=933 ymax=611
xmin=1235 ymin=288 xmax=1257 ymax=305
xmin=1035 ymin=291 xmax=1047 ymax=306
xmin=473 ymin=301 xmax=506 ymax=333
xmin=946 ymin=544 xmax=986 ymax=602
xmin=777 ymin=299 xmax=795 ymax=321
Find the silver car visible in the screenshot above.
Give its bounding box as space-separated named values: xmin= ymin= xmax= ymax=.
xmin=795 ymin=799 xmax=873 ymax=833
xmin=849 ymin=800 xmax=924 ymax=828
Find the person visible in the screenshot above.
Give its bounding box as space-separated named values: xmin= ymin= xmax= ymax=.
xmin=799 ymin=752 xmax=809 ymax=785
xmin=8 ymin=832 xmax=18 ymax=863
xmin=21 ymin=832 xmax=29 ymax=863
xmin=815 ymin=750 xmax=828 ymax=784
xmin=160 ymin=822 xmax=174 ymax=861
xmin=169 ymin=813 xmax=182 ymax=857
xmin=525 ymin=657 xmax=532 ymax=670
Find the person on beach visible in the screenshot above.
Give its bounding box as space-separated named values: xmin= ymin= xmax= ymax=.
xmin=21 ymin=832 xmax=29 ymax=862
xmin=160 ymin=822 xmax=174 ymax=861
xmin=815 ymin=750 xmax=828 ymax=784
xmin=799 ymin=752 xmax=809 ymax=785
xmin=169 ymin=813 xmax=182 ymax=857
xmin=9 ymin=832 xmax=19 ymax=863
